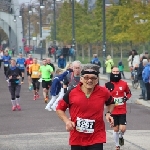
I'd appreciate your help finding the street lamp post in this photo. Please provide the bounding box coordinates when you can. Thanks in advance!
[71,0,75,60]
[28,4,32,49]
[53,0,57,62]
[102,0,106,74]
[19,7,25,55]
[40,0,43,60]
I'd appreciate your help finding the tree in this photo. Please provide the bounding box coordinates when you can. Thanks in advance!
[56,1,72,44]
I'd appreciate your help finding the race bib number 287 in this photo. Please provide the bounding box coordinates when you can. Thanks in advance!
[76,117,95,133]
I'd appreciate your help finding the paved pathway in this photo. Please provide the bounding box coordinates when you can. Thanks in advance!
[0,54,147,149]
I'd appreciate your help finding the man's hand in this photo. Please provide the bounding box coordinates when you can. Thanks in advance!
[65,120,75,132]
[16,76,20,79]
[106,113,114,128]
[9,76,12,79]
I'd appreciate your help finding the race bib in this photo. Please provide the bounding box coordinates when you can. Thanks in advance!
[20,64,24,67]
[4,64,8,67]
[114,97,124,105]
[76,117,95,133]
[33,71,38,75]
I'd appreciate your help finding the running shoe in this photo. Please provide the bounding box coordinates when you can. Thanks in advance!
[29,84,33,91]
[45,107,52,111]
[16,105,21,111]
[44,97,48,103]
[12,106,16,111]
[116,146,120,150]
[36,93,39,99]
[51,105,56,111]
[33,95,36,100]
[119,137,124,146]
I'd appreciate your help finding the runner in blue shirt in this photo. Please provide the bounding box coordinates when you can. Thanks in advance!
[16,53,26,82]
[2,51,11,78]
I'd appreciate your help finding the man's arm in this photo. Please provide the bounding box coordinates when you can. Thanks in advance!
[105,90,115,127]
[56,91,75,131]
[56,110,70,124]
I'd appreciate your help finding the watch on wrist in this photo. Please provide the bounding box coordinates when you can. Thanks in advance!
[105,111,111,116]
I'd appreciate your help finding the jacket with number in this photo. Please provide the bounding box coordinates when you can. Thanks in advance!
[105,80,131,115]
[105,59,114,73]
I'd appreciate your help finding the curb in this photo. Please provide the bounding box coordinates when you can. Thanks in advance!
[135,99,150,108]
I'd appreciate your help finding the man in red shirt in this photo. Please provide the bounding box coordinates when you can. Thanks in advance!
[25,54,33,90]
[105,67,131,150]
[56,64,115,150]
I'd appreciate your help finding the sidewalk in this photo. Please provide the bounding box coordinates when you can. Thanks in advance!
[0,131,149,149]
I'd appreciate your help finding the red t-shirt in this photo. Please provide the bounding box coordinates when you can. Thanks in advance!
[56,83,114,146]
[25,59,33,71]
[105,80,131,115]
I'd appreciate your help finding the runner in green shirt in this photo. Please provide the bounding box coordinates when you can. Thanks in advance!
[39,59,53,103]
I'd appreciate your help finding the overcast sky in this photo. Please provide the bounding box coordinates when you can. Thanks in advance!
[18,0,80,4]
[18,0,37,4]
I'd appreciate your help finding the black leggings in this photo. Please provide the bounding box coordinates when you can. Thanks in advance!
[71,143,103,150]
[145,83,150,100]
[32,78,40,90]
[0,59,2,68]
[4,66,9,76]
[9,84,21,100]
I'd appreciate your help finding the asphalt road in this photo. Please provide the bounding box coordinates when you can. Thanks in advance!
[0,67,150,150]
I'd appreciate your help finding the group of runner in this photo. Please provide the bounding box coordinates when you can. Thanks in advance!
[1,50,132,150]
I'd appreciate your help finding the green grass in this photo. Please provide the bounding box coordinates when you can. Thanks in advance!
[76,56,130,72]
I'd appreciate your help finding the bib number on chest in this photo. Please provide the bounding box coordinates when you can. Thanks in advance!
[76,117,95,133]
[20,64,24,67]
[33,71,38,75]
[4,64,8,67]
[114,97,124,105]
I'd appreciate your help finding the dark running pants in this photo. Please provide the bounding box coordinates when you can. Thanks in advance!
[71,143,103,150]
[32,78,40,90]
[0,59,2,68]
[9,84,21,100]
[4,66,9,76]
[145,83,150,100]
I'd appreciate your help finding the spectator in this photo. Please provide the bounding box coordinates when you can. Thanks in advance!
[105,55,114,80]
[7,48,12,57]
[90,54,101,68]
[12,47,15,56]
[127,51,132,70]
[128,50,140,80]
[51,46,55,55]
[24,46,30,57]
[19,46,22,54]
[69,46,75,61]
[56,47,62,59]
[144,51,149,59]
[58,55,66,69]
[118,61,125,79]
[48,46,51,57]
[142,59,150,100]
[138,54,147,100]
[62,46,69,61]
[131,49,140,68]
